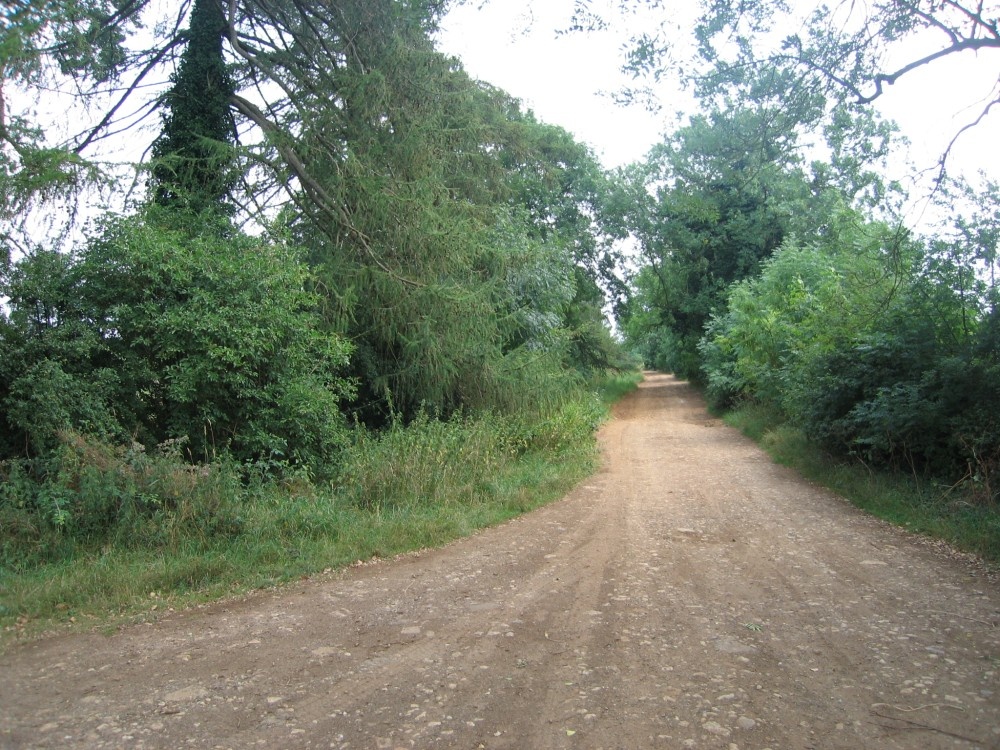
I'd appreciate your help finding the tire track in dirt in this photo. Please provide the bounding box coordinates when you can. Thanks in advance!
[1,373,998,749]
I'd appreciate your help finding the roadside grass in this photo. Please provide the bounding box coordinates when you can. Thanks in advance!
[595,370,643,405]
[724,402,1000,564]
[0,373,638,648]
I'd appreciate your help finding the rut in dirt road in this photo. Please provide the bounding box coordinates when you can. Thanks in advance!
[1,373,998,750]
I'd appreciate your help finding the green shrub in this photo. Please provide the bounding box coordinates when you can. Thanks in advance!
[0,432,245,570]
[0,213,354,473]
[700,211,999,500]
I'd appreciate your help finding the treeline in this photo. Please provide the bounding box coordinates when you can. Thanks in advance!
[0,0,633,570]
[4,0,997,588]
[617,76,999,501]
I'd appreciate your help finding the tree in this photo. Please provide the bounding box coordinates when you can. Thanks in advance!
[697,194,1000,495]
[291,39,608,420]
[4,0,622,427]
[615,102,816,378]
[0,214,355,472]
[150,0,236,215]
[490,111,629,373]
[699,208,917,411]
[2,2,455,242]
[611,35,903,376]
[946,176,1000,315]
[1,0,184,246]
[581,0,999,177]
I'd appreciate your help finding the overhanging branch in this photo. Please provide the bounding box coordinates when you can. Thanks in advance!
[861,36,1000,104]
[72,35,186,154]
[231,93,425,288]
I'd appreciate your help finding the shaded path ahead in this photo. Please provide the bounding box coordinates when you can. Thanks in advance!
[2,373,999,749]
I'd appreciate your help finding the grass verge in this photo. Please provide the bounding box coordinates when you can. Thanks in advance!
[595,370,643,405]
[0,373,639,649]
[724,402,1000,565]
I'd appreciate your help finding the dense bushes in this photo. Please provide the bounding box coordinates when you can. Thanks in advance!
[700,205,1000,500]
[0,432,247,570]
[0,212,355,473]
[0,387,609,575]
[800,333,1000,493]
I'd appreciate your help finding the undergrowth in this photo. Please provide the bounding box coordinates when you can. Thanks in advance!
[724,401,1000,564]
[0,372,638,647]
[595,370,644,405]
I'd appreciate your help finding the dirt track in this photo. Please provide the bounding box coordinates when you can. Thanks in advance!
[2,373,999,749]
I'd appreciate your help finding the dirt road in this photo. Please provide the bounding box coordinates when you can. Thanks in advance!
[2,373,999,749]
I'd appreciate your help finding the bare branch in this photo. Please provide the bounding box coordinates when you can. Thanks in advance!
[72,35,186,154]
[861,36,1000,104]
[940,0,999,39]
[900,0,961,45]
[935,89,1000,183]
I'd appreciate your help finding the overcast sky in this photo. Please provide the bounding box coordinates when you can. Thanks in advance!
[436,1,684,169]
[435,0,1000,202]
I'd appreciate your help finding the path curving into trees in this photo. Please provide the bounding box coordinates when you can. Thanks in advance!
[2,373,998,749]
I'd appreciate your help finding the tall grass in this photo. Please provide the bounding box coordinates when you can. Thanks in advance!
[0,377,627,647]
[724,402,1000,564]
[594,370,643,405]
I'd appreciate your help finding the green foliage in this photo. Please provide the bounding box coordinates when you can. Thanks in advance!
[702,200,999,499]
[4,359,121,453]
[487,116,627,376]
[563,268,636,374]
[288,30,513,418]
[788,197,1000,492]
[6,0,627,432]
[604,0,996,171]
[1,212,354,472]
[1,382,618,640]
[0,0,145,224]
[0,432,245,571]
[594,370,644,404]
[616,102,825,379]
[150,0,237,214]
[264,11,621,422]
[331,401,604,513]
[797,331,999,493]
[493,207,575,353]
[612,40,902,380]
[497,113,622,297]
[700,210,910,410]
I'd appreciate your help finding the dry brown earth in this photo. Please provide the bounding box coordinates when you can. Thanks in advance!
[2,372,998,749]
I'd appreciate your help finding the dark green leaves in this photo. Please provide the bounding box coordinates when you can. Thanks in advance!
[151,0,237,215]
[1,214,354,472]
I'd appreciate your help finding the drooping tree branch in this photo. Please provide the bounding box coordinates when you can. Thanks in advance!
[231,92,425,288]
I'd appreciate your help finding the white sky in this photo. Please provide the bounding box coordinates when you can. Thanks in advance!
[436,1,684,169]
[436,0,1000,197]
